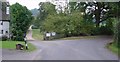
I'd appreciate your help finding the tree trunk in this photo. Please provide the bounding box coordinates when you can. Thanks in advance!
[95,2,101,27]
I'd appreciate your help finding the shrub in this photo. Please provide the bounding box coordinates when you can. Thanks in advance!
[99,26,113,35]
[2,35,8,41]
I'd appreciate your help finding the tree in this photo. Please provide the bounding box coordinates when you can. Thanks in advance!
[10,3,33,41]
[39,2,95,37]
[42,14,68,33]
[114,19,120,47]
[112,2,120,48]
[69,2,95,35]
[37,2,119,38]
[78,2,113,28]
[34,2,56,29]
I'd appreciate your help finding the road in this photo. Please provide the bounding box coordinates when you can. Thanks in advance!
[1,28,119,60]
[29,36,118,60]
[2,36,118,60]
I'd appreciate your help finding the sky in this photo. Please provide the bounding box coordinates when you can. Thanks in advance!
[8,0,47,10]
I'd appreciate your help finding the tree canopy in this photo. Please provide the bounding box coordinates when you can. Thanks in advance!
[10,3,33,41]
[33,2,119,42]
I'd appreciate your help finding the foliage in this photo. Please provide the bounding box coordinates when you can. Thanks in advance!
[42,10,95,37]
[10,3,33,41]
[108,42,120,56]
[34,2,119,38]
[108,2,120,18]
[42,14,68,34]
[1,35,8,41]
[84,2,110,27]
[34,2,56,29]
[32,18,40,29]
[95,18,114,35]
[111,2,120,48]
[40,2,95,37]
[117,2,120,48]
[113,18,120,48]
[69,11,94,36]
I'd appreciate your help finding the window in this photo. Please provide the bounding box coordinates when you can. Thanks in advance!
[1,30,3,34]
[6,7,9,14]
[6,31,8,34]
[1,22,3,25]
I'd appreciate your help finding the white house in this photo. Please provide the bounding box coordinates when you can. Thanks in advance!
[0,1,10,38]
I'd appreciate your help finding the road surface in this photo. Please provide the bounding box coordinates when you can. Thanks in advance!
[1,28,119,60]
[29,36,118,60]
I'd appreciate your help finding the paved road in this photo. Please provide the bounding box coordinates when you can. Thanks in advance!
[2,36,119,60]
[29,36,118,60]
[2,48,42,60]
[0,49,2,61]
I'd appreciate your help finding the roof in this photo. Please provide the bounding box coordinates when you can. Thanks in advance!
[0,0,7,2]
[0,1,10,21]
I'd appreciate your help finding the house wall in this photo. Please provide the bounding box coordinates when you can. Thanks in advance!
[0,1,10,38]
[0,21,10,38]
[0,1,2,38]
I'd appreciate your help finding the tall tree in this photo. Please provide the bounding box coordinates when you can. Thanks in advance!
[81,2,111,27]
[111,2,120,47]
[10,3,33,41]
[36,2,56,29]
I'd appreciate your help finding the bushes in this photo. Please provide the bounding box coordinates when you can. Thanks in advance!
[42,11,96,37]
[93,26,113,35]
[93,18,114,35]
[114,19,120,48]
[1,35,8,41]
[99,26,113,35]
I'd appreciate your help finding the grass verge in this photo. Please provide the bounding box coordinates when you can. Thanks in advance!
[60,36,98,40]
[0,41,36,52]
[107,42,120,56]
[0,41,1,48]
[32,29,43,40]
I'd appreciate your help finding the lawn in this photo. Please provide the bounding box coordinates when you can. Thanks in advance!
[0,41,36,52]
[32,29,43,40]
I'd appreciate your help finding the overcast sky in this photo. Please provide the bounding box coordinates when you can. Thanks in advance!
[8,0,47,10]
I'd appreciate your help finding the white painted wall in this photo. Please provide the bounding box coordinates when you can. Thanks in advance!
[0,21,10,38]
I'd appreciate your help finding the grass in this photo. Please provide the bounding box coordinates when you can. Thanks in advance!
[32,29,43,40]
[0,41,1,48]
[0,41,36,52]
[107,42,120,56]
[60,36,98,40]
